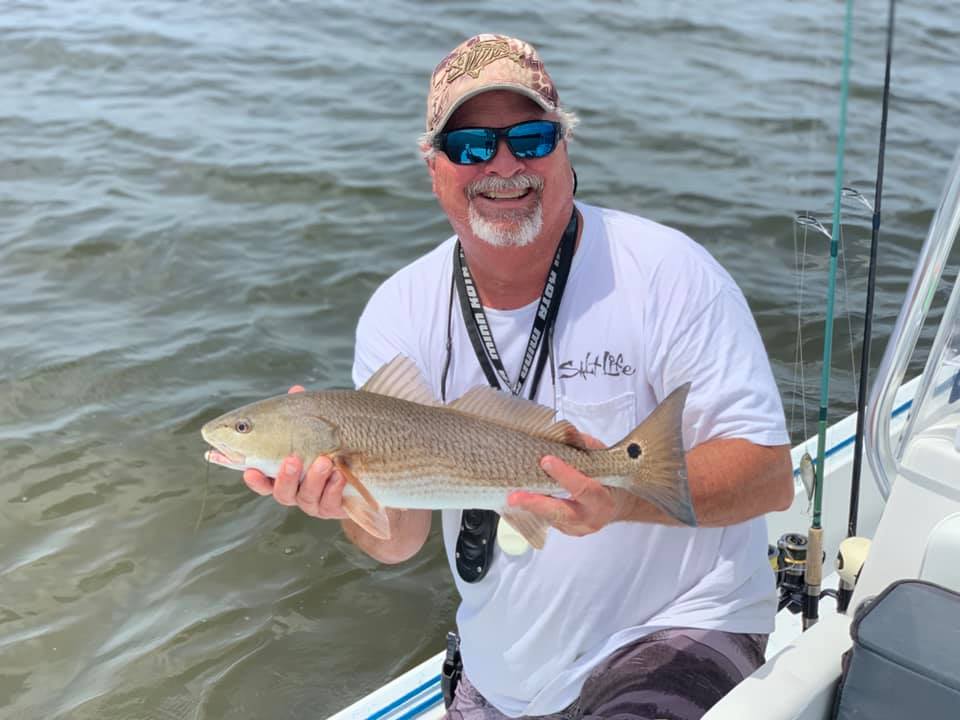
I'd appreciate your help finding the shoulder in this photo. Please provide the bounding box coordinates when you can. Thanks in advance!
[578,203,742,312]
[591,204,734,282]
[353,237,456,387]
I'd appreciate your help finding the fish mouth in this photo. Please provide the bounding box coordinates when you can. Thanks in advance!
[204,446,246,467]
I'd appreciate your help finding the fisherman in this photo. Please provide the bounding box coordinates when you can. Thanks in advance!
[244,34,793,720]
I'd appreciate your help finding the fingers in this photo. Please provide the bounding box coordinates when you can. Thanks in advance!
[507,456,617,536]
[288,385,306,394]
[272,455,305,506]
[541,456,605,503]
[243,468,275,496]
[508,490,577,526]
[578,432,606,450]
[244,454,347,520]
[296,457,349,520]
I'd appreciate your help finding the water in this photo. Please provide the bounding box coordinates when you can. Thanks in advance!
[1,1,957,716]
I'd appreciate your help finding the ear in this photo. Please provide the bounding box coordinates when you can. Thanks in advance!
[424,153,439,194]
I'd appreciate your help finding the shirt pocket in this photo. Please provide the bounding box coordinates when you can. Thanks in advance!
[557,392,637,447]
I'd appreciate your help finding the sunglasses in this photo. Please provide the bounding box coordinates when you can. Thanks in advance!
[434,120,562,165]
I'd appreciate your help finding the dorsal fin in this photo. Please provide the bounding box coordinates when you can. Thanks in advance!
[361,355,437,406]
[449,386,586,447]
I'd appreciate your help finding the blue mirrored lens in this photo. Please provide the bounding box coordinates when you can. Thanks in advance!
[505,121,558,158]
[443,129,496,164]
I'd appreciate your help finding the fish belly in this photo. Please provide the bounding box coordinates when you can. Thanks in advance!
[358,475,517,511]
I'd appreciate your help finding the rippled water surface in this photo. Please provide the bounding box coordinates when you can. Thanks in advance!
[2,1,958,717]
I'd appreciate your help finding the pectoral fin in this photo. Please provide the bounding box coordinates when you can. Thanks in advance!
[342,495,391,540]
[336,458,391,540]
[499,509,549,551]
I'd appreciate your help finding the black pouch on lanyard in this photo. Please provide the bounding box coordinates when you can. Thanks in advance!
[455,509,499,583]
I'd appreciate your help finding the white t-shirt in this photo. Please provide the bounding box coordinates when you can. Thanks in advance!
[352,202,789,717]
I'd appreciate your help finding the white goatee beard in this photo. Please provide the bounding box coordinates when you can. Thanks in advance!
[467,202,543,248]
[465,173,545,248]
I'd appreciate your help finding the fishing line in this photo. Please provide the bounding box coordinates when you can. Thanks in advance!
[793,211,833,445]
[796,190,872,435]
[196,458,211,533]
[791,217,813,443]
[840,186,875,410]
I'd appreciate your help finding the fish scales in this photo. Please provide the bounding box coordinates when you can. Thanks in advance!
[313,390,590,496]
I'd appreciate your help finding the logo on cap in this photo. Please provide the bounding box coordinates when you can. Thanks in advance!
[446,39,522,83]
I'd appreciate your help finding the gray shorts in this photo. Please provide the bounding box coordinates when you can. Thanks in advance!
[445,628,768,720]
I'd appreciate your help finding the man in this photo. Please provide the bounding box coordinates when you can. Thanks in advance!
[245,34,793,720]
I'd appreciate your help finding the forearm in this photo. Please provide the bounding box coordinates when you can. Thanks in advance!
[341,508,432,564]
[619,438,794,527]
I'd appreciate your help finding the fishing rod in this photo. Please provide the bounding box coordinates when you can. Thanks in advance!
[803,0,855,632]
[839,0,897,615]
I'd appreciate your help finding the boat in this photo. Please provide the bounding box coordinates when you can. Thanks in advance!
[329,144,960,720]
[705,144,960,719]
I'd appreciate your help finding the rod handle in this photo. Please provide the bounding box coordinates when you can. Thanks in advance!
[806,527,824,586]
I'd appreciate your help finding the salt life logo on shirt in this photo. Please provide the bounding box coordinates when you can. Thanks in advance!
[559,351,636,380]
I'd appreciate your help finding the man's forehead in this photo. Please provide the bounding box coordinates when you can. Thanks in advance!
[445,91,547,129]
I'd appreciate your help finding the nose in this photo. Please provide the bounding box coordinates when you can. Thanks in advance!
[484,137,525,177]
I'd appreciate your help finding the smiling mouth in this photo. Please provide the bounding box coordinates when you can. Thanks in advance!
[478,188,532,200]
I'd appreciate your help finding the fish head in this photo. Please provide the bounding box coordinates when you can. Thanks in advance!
[201,393,341,477]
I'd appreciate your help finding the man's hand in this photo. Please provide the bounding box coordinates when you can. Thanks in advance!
[243,454,349,520]
[241,384,349,520]
[241,385,432,564]
[511,436,795,533]
[506,432,622,538]
[507,455,625,537]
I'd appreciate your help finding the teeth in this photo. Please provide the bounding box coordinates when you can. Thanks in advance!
[482,189,528,199]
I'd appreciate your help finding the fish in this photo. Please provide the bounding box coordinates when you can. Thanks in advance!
[201,355,696,549]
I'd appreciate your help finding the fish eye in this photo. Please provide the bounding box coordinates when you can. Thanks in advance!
[627,443,642,459]
[234,419,253,433]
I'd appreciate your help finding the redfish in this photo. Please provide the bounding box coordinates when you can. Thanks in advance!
[202,356,695,548]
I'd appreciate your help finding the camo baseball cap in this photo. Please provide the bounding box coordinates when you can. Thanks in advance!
[426,34,560,134]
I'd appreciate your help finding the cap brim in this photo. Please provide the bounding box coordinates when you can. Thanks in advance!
[430,83,556,133]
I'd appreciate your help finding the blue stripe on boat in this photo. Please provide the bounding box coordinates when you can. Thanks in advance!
[393,692,445,720]
[366,675,441,720]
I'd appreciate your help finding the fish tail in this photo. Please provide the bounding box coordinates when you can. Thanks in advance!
[610,382,696,526]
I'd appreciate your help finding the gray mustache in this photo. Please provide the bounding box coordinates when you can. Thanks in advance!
[467,174,544,198]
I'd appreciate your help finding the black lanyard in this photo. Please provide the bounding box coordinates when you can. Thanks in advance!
[446,208,578,583]
[452,208,578,400]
